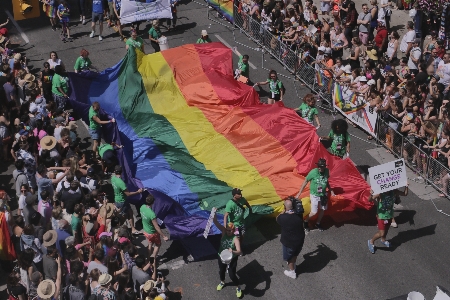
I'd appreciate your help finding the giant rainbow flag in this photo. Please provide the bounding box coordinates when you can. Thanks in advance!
[207,0,234,23]
[69,43,371,245]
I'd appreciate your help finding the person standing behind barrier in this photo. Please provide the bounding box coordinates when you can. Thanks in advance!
[296,158,333,232]
[294,94,321,129]
[322,119,351,158]
[357,4,371,45]
[255,70,285,104]
[148,20,162,53]
[212,213,243,298]
[224,188,252,249]
[276,198,305,279]
[367,184,408,254]
[196,30,212,43]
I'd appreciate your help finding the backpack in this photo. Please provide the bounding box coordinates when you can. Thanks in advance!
[63,285,85,300]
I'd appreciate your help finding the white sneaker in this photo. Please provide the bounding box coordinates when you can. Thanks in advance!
[99,36,103,41]
[284,269,296,279]
[391,222,398,228]
[89,31,95,38]
[80,16,83,22]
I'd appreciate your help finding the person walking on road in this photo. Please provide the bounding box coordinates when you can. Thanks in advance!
[224,188,252,247]
[148,20,162,53]
[367,184,408,254]
[277,198,305,279]
[90,0,105,41]
[296,158,334,232]
[255,70,285,104]
[196,30,212,43]
[213,213,243,298]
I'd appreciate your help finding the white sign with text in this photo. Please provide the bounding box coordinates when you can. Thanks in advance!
[368,159,407,194]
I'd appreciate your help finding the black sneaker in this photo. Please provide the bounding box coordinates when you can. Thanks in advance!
[304,221,309,232]
[315,224,324,231]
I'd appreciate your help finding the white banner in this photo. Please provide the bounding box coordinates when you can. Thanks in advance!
[120,0,172,24]
[332,83,378,137]
[203,207,217,238]
[368,159,407,194]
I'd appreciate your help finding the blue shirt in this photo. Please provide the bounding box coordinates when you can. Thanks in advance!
[55,229,71,257]
[92,0,104,14]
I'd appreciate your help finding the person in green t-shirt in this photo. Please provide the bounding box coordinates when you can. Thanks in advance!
[321,119,350,158]
[255,70,285,104]
[213,212,243,297]
[196,30,212,43]
[367,184,408,254]
[98,142,122,173]
[294,94,321,129]
[88,102,116,153]
[224,188,252,244]
[234,54,250,84]
[74,49,92,73]
[140,194,169,278]
[126,29,145,53]
[296,158,333,232]
[111,165,143,234]
[148,20,162,53]
[71,203,84,243]
[51,65,70,109]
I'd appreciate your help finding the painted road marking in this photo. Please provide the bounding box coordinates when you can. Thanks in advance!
[214,34,257,70]
[5,10,30,44]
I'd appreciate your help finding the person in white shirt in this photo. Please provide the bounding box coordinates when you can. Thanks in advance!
[399,21,415,55]
[47,51,64,70]
[437,53,450,97]
[407,38,422,75]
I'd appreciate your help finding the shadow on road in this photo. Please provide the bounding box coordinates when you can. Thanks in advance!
[383,223,437,251]
[238,259,272,297]
[297,243,337,274]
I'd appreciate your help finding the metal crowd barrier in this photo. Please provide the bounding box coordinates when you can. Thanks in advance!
[232,2,450,198]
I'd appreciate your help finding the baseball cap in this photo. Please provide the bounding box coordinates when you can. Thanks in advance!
[231,188,242,196]
[432,74,440,81]
[99,232,112,239]
[384,65,392,72]
[19,129,29,136]
[318,46,326,52]
[87,167,95,176]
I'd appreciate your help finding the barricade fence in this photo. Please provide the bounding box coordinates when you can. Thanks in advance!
[231,3,450,198]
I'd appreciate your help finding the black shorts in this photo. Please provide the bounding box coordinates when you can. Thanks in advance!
[92,12,104,22]
[102,149,117,165]
[271,93,281,101]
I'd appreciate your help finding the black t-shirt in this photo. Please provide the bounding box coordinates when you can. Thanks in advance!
[0,75,8,102]
[61,191,83,214]
[7,284,27,298]
[414,72,429,86]
[277,213,305,249]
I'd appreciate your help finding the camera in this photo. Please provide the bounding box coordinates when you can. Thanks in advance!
[288,196,304,216]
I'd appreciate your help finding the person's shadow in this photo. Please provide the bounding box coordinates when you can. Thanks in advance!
[378,224,437,252]
[237,259,272,297]
[296,243,338,274]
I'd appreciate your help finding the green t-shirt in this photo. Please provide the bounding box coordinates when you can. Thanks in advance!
[148,27,162,40]
[126,37,144,49]
[71,214,81,233]
[98,144,114,158]
[268,79,283,94]
[225,197,247,227]
[298,103,318,124]
[328,130,350,157]
[140,204,157,234]
[89,106,100,130]
[218,234,236,257]
[238,55,249,78]
[51,74,69,96]
[305,168,329,197]
[111,175,127,204]
[377,191,395,219]
[74,56,92,71]
[196,37,212,44]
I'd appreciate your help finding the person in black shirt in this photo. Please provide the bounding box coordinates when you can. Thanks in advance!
[276,198,305,279]
[414,63,430,86]
[61,181,83,215]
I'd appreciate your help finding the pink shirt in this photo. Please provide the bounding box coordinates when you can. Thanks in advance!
[33,128,47,151]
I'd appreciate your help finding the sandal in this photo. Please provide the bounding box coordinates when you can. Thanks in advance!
[367,136,373,140]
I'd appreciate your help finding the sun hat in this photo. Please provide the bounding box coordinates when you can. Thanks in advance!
[99,232,113,239]
[100,203,115,218]
[37,280,55,299]
[201,30,208,36]
[14,53,21,61]
[42,230,58,247]
[66,121,78,131]
[143,280,158,292]
[40,136,57,150]
[25,194,37,205]
[359,76,368,82]
[99,274,113,286]
[65,236,75,247]
[366,49,378,60]
[24,73,36,82]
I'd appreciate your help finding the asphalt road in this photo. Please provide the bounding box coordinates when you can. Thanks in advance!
[1,1,450,299]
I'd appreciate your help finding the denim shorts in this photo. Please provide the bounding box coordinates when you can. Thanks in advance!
[88,128,101,141]
[114,201,129,215]
[282,244,302,261]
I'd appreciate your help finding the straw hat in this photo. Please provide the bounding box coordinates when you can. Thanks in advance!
[37,280,55,299]
[14,53,21,61]
[143,280,157,292]
[366,49,378,60]
[100,203,115,218]
[42,230,57,247]
[99,274,113,286]
[24,73,36,82]
[40,136,57,150]
[201,30,208,36]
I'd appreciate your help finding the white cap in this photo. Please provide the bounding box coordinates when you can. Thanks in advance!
[201,30,208,36]
[318,46,326,52]
[324,47,332,54]
[367,79,376,86]
[359,76,368,82]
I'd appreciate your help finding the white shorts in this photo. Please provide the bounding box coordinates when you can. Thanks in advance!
[310,194,328,214]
